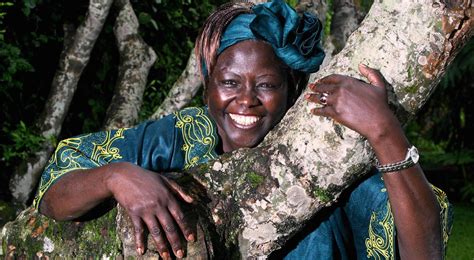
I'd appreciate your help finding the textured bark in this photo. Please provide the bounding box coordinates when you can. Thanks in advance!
[329,0,366,54]
[295,0,329,23]
[149,52,201,120]
[8,0,114,208]
[103,0,157,129]
[1,0,472,258]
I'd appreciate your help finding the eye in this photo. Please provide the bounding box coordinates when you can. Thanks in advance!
[257,83,279,90]
[221,80,238,87]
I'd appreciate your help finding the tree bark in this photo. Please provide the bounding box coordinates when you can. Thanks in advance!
[8,0,114,208]
[329,0,366,54]
[1,0,472,258]
[149,52,201,120]
[103,0,157,129]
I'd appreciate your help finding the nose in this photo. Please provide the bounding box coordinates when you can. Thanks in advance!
[236,85,259,107]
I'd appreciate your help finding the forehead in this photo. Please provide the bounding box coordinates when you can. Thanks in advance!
[214,40,286,74]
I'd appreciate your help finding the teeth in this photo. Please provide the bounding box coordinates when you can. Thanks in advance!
[229,113,261,126]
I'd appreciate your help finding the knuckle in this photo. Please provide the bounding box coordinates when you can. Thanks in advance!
[150,226,162,237]
[134,225,145,234]
[164,225,177,233]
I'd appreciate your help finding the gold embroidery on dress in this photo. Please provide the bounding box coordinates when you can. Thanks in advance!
[174,107,217,169]
[431,185,451,256]
[91,129,125,163]
[365,202,395,260]
[33,130,125,209]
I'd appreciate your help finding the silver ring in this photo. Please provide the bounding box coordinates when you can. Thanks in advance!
[319,92,329,106]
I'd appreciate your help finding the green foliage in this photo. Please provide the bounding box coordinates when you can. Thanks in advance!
[0,41,34,91]
[0,200,15,227]
[446,203,474,259]
[0,121,45,166]
[408,38,474,203]
[0,2,13,39]
[324,0,334,39]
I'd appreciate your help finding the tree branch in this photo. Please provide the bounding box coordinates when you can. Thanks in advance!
[149,52,201,120]
[103,0,157,129]
[8,0,114,207]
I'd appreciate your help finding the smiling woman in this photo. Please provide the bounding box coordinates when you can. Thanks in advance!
[206,40,290,152]
[32,0,451,259]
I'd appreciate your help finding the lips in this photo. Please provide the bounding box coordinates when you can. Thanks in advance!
[228,113,261,128]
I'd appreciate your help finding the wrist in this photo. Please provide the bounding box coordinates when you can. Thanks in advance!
[376,145,419,173]
[103,162,133,196]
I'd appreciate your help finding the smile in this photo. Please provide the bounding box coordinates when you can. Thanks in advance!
[229,113,261,128]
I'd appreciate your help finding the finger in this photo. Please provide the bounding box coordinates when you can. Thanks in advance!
[308,82,338,94]
[315,74,346,85]
[311,105,337,119]
[131,216,146,255]
[304,92,332,106]
[168,202,195,242]
[358,64,385,88]
[142,216,170,259]
[157,212,184,258]
[163,177,194,203]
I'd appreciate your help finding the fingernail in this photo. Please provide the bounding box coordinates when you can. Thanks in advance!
[176,249,184,258]
[360,63,368,68]
[137,247,144,255]
[188,234,195,242]
[162,252,169,259]
[304,93,310,99]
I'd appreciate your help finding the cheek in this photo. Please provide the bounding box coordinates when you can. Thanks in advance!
[264,91,288,116]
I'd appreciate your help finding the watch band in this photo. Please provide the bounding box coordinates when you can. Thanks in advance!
[376,146,419,173]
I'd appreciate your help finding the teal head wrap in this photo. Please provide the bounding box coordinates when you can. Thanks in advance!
[217,0,325,73]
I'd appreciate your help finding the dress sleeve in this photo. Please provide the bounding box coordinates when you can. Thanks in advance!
[344,171,453,259]
[33,113,183,209]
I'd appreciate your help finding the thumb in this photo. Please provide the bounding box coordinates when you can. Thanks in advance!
[163,177,194,203]
[358,64,385,88]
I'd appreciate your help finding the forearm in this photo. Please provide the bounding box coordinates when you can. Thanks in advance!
[369,125,442,259]
[39,162,125,220]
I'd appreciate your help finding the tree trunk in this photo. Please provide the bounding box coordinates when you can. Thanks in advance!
[329,0,366,54]
[103,0,157,129]
[8,0,114,208]
[1,0,472,258]
[149,52,201,120]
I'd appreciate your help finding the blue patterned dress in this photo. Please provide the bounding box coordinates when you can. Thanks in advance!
[34,107,452,259]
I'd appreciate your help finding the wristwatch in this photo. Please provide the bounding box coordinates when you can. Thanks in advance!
[376,146,419,173]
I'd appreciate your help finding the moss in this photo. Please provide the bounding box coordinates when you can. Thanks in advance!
[312,187,333,203]
[407,65,413,81]
[76,208,120,257]
[347,163,367,176]
[404,84,419,94]
[245,172,264,189]
[323,132,340,147]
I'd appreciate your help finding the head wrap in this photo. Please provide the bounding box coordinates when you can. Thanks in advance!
[217,0,325,73]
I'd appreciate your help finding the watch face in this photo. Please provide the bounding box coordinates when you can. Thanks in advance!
[410,147,419,164]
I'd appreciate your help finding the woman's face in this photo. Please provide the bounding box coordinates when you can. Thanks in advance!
[206,40,289,152]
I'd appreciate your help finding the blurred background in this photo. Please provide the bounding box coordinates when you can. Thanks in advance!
[0,0,472,258]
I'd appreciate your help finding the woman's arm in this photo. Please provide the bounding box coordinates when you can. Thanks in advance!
[306,64,442,259]
[40,162,195,259]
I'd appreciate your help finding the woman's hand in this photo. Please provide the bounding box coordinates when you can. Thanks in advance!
[105,162,195,259]
[305,64,399,143]
[306,65,443,259]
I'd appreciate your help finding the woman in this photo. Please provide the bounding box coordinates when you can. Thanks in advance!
[34,0,450,259]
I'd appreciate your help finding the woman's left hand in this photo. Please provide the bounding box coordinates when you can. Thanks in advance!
[305,64,399,142]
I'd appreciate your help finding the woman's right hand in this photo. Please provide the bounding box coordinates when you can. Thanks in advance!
[105,162,195,259]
